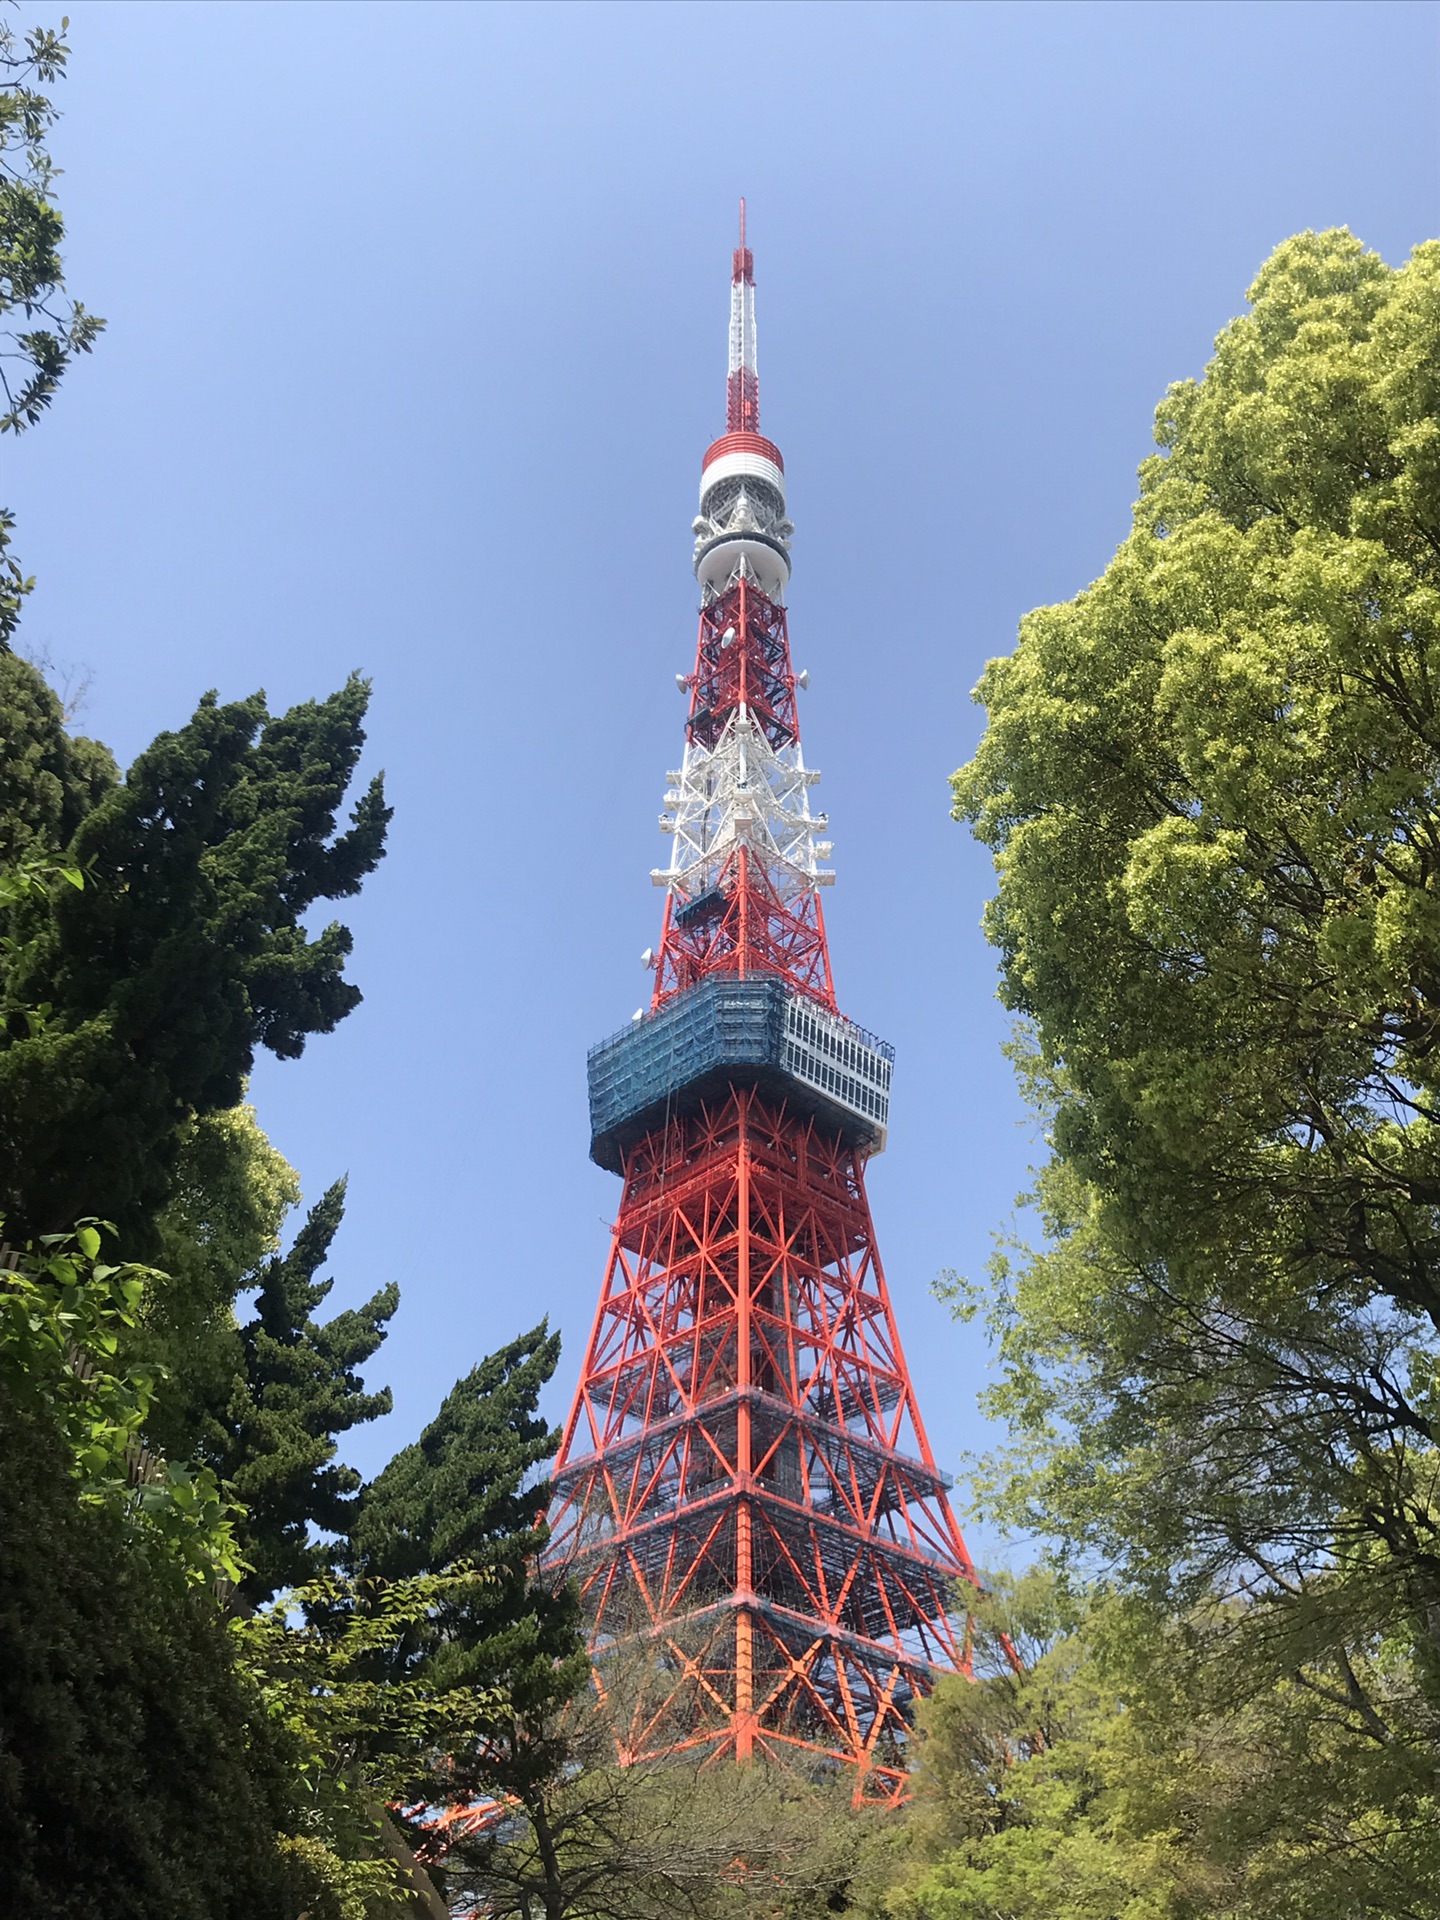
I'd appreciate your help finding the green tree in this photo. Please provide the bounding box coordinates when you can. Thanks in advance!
[0,9,104,644]
[887,1571,1440,1920]
[0,23,416,1912]
[446,1709,888,1920]
[235,1565,500,1920]
[0,649,114,857]
[0,1222,243,1585]
[351,1324,588,1810]
[155,1102,302,1338]
[950,229,1440,1913]
[0,1313,318,1919]
[0,673,390,1242]
[223,1177,397,1608]
[0,9,101,435]
[886,1572,1212,1920]
[138,1099,302,1465]
[127,1101,398,1611]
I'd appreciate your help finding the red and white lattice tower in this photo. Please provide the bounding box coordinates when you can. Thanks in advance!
[547,204,976,1803]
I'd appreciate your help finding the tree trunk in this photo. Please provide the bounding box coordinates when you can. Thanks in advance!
[378,1808,451,1920]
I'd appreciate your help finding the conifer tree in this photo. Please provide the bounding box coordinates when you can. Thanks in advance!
[351,1324,587,1802]
[0,652,115,858]
[0,674,391,1242]
[0,21,413,1911]
[224,1178,398,1608]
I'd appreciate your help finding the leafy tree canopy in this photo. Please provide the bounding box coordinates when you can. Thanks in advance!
[958,228,1440,1315]
[157,1101,302,1322]
[234,1566,501,1920]
[0,9,104,643]
[0,649,114,856]
[888,1570,1440,1920]
[946,228,1440,1918]
[954,229,1440,1630]
[0,8,102,435]
[0,1223,244,1586]
[137,1099,302,1463]
[0,1382,308,1920]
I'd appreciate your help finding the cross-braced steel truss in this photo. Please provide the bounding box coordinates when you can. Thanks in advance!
[548,1089,977,1802]
[653,576,835,1010]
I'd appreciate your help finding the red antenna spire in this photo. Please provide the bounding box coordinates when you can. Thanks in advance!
[727,198,759,432]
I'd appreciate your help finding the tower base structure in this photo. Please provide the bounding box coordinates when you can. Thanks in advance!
[548,1076,975,1803]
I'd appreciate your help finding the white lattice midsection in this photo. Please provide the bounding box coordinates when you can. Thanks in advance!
[654,707,833,900]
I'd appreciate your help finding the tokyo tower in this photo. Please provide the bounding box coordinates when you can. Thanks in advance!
[547,205,976,1803]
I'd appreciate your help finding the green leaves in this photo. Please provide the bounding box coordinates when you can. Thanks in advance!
[0,1220,245,1586]
[0,1386,312,1920]
[953,229,1440,1604]
[896,1573,1440,1920]
[0,11,105,447]
[234,1565,504,1816]
[942,225,1440,1916]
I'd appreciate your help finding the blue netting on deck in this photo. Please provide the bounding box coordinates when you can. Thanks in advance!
[587,977,891,1173]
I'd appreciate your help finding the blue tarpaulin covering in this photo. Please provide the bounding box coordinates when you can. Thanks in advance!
[587,976,892,1173]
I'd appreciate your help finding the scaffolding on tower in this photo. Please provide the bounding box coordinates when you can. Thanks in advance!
[546,203,976,1804]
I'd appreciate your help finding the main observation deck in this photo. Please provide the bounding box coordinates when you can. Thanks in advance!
[587,976,893,1173]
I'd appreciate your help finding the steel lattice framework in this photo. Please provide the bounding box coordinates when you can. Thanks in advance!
[547,205,975,1803]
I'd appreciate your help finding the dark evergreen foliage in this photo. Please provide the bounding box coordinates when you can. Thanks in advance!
[0,1390,308,1920]
[352,1324,588,1800]
[225,1177,398,1608]
[0,652,115,861]
[0,671,390,1241]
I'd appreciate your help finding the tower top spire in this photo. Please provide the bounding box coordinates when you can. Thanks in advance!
[697,201,789,604]
[727,198,759,433]
[733,196,753,285]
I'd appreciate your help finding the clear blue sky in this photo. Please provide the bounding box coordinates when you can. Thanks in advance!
[11,0,1437,1566]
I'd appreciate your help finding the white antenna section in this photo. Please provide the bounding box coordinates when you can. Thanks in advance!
[729,265,756,383]
[653,705,833,902]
